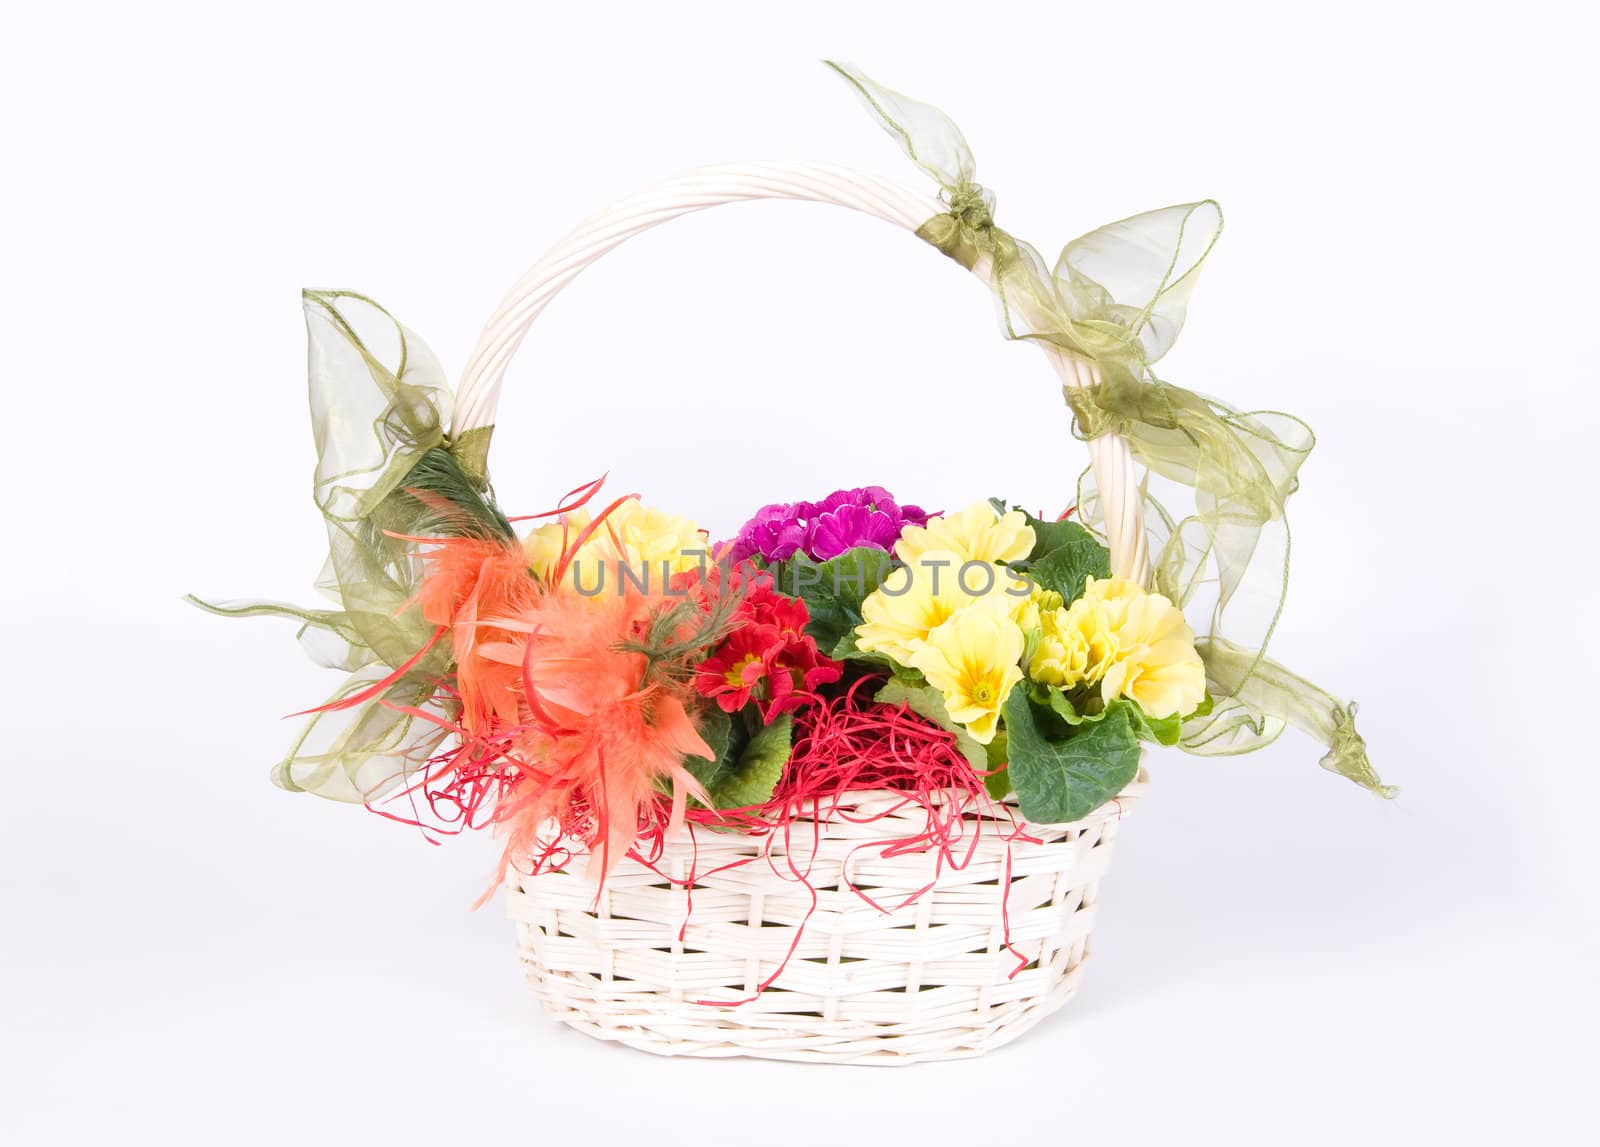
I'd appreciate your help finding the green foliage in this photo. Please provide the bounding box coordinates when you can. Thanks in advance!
[1124,702,1184,747]
[697,706,734,767]
[1002,688,1141,824]
[1026,679,1199,749]
[1024,521,1110,605]
[1023,680,1191,748]
[983,730,1012,800]
[686,710,794,810]
[614,582,746,689]
[874,678,986,776]
[727,714,795,807]
[1021,512,1099,565]
[389,446,514,541]
[1026,683,1107,729]
[770,546,895,652]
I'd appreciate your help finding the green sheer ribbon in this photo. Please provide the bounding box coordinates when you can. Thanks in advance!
[190,292,472,801]
[829,63,1390,797]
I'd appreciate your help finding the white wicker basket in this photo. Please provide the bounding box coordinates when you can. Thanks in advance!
[506,776,1146,1064]
[455,164,1156,1064]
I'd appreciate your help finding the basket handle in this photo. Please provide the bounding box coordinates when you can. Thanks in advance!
[452,161,1149,584]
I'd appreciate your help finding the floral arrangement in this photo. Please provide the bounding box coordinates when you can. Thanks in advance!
[196,64,1392,914]
[510,486,1210,850]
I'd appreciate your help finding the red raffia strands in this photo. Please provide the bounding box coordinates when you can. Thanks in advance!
[628,676,1046,1003]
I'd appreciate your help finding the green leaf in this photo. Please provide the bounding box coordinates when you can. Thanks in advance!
[1039,685,1083,724]
[771,546,895,651]
[1026,524,1111,605]
[723,714,793,808]
[1124,700,1183,747]
[1003,688,1141,824]
[681,708,739,805]
[874,678,986,775]
[1025,686,1185,748]
[1027,684,1106,729]
[1020,513,1100,565]
[983,730,1012,799]
[696,707,734,765]
[685,711,793,810]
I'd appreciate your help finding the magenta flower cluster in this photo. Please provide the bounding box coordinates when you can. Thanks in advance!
[725,487,933,565]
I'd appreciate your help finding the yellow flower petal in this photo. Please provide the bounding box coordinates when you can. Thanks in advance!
[1028,604,1092,687]
[1022,576,1204,718]
[855,550,1020,666]
[907,607,1024,746]
[1098,591,1207,718]
[522,509,593,579]
[895,501,1035,566]
[521,498,707,587]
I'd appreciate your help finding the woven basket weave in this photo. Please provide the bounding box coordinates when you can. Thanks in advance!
[507,773,1146,1064]
[457,164,1157,1064]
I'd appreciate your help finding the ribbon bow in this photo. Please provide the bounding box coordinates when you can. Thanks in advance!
[830,62,1390,797]
[191,292,503,801]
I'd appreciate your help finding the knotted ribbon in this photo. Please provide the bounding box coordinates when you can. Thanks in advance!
[829,63,1390,796]
[190,291,494,801]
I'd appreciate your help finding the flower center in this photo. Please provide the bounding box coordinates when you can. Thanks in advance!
[971,682,995,704]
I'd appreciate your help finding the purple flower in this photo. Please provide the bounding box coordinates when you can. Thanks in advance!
[725,487,934,565]
[806,503,902,559]
[726,503,807,564]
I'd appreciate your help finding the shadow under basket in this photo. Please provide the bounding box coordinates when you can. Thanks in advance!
[505,768,1148,1065]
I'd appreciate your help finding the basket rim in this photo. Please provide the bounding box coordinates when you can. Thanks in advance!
[767,764,1150,827]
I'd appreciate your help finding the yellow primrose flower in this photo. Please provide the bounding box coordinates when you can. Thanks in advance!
[1058,581,1128,685]
[1028,605,1091,687]
[1079,575,1143,627]
[521,498,708,583]
[895,501,1035,566]
[1098,587,1206,719]
[612,501,708,575]
[522,508,594,579]
[1023,576,1205,718]
[855,549,1016,666]
[909,607,1026,745]
[1013,583,1062,635]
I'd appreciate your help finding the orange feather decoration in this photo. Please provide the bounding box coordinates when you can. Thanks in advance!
[413,529,717,887]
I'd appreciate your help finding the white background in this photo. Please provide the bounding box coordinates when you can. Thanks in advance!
[3,2,1596,1144]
